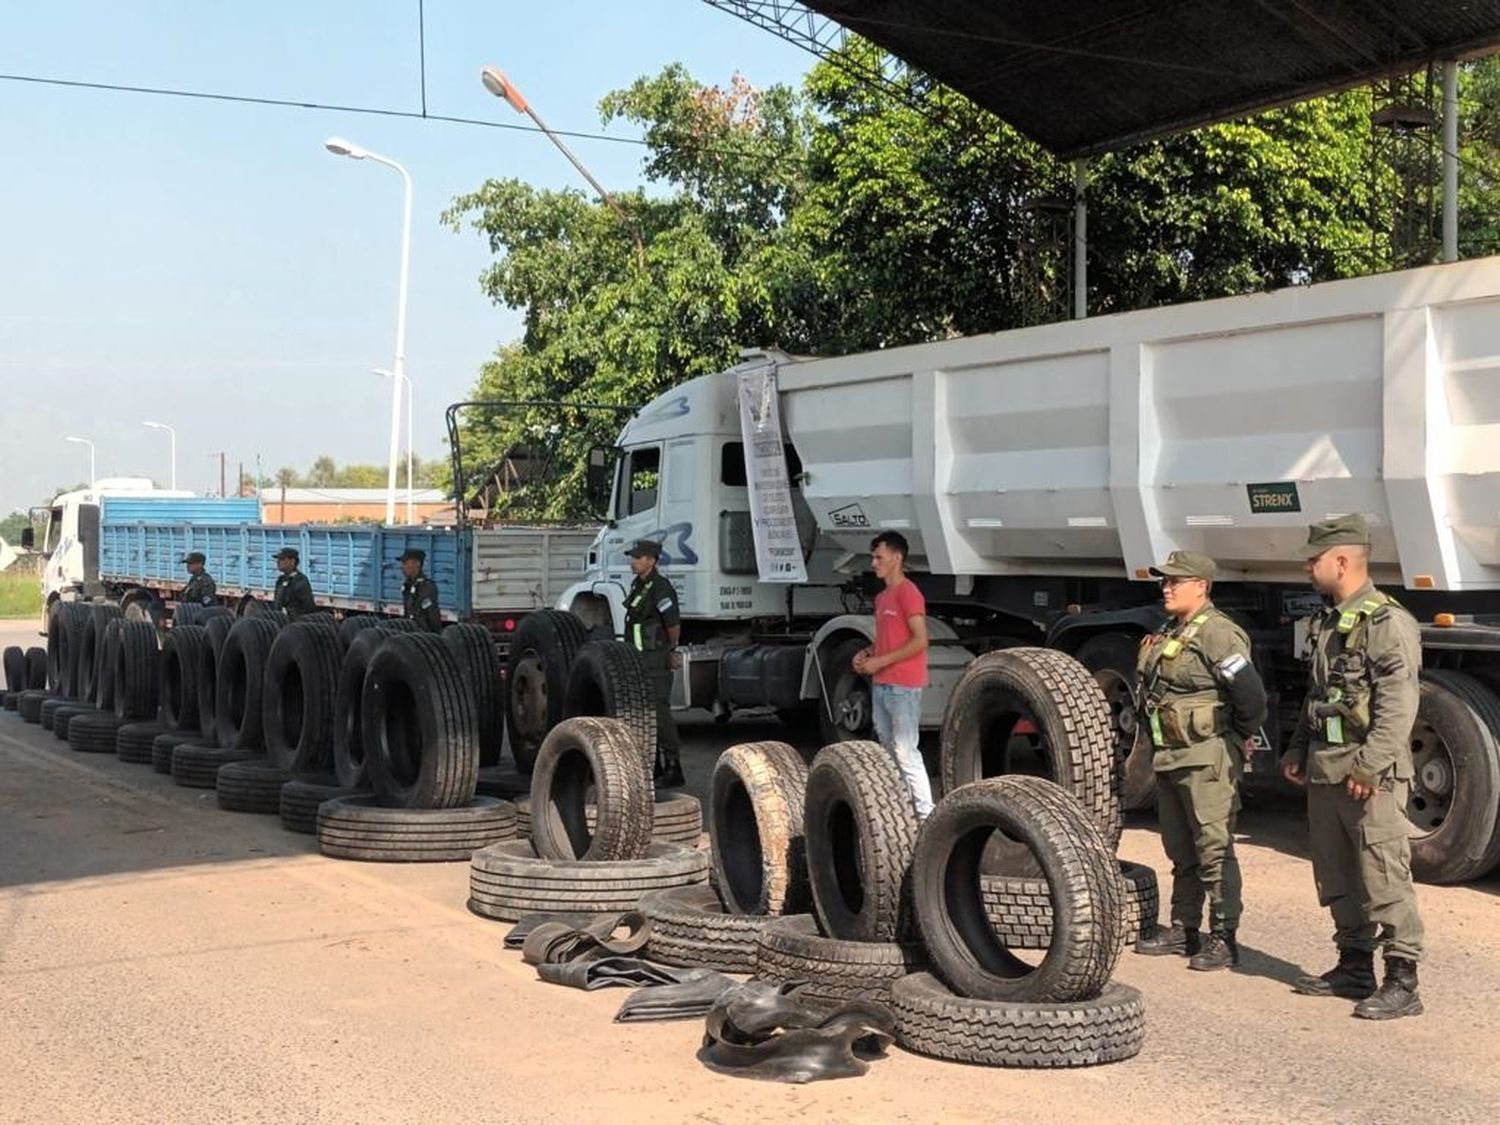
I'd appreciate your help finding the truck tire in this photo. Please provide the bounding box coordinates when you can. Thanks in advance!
[362,633,479,809]
[804,740,921,941]
[710,740,811,916]
[54,703,96,742]
[506,609,589,772]
[96,620,124,712]
[333,628,396,789]
[153,730,200,774]
[41,696,66,730]
[514,793,702,846]
[59,602,91,700]
[115,721,166,764]
[467,840,709,921]
[67,710,124,753]
[3,646,25,692]
[174,603,230,628]
[46,602,65,692]
[26,647,47,690]
[890,972,1146,1068]
[940,647,1121,856]
[79,605,122,706]
[172,742,257,788]
[980,860,1160,948]
[216,759,297,814]
[317,795,517,862]
[1408,670,1500,883]
[18,689,50,723]
[754,914,924,1009]
[642,885,776,973]
[914,776,1123,1003]
[214,616,282,750]
[122,592,164,628]
[159,625,208,733]
[113,620,162,722]
[1073,632,1155,811]
[529,716,654,862]
[561,640,657,768]
[443,623,505,768]
[279,776,367,835]
[337,615,381,649]
[204,614,234,657]
[476,766,532,800]
[1,692,15,713]
[263,621,342,773]
[816,636,875,745]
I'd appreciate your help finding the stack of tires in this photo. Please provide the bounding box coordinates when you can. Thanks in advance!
[3,642,48,717]
[468,716,708,920]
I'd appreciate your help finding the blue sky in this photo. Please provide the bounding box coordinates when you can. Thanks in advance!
[0,1,812,514]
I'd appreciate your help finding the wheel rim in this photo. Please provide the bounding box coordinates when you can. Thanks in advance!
[835,681,869,735]
[1407,716,1453,834]
[1090,667,1138,764]
[512,651,547,741]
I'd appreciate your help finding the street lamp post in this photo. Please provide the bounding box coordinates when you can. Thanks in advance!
[325,136,413,527]
[64,435,95,489]
[480,66,645,265]
[143,421,177,490]
[373,368,415,524]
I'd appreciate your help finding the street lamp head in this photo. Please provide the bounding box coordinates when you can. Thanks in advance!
[64,435,88,445]
[144,420,168,432]
[480,66,528,113]
[324,136,368,160]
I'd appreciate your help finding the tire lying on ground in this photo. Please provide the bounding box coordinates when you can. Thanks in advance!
[317,796,517,862]
[362,633,479,809]
[939,646,1121,856]
[332,627,403,790]
[172,742,257,788]
[753,914,925,1009]
[980,860,1160,949]
[159,624,208,732]
[804,740,921,942]
[19,690,52,723]
[467,841,709,921]
[153,730,200,774]
[262,621,342,773]
[1,691,15,713]
[3,645,25,694]
[529,716,653,862]
[41,696,67,730]
[505,609,588,773]
[279,775,366,835]
[913,776,1123,1004]
[443,623,505,768]
[113,620,162,722]
[26,647,48,690]
[53,703,95,741]
[642,884,778,973]
[68,710,125,754]
[217,759,297,814]
[213,616,282,750]
[115,721,166,764]
[1408,670,1500,884]
[561,640,657,769]
[710,740,811,917]
[890,972,1146,1069]
[514,793,703,847]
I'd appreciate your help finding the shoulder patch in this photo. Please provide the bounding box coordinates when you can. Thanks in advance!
[657,597,675,613]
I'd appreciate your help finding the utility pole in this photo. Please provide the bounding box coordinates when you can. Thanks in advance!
[237,461,244,498]
[205,451,227,497]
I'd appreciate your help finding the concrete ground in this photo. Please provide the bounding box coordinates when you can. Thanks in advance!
[3,618,1499,1125]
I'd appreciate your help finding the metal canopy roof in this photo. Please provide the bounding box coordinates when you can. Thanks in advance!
[797,1,1500,156]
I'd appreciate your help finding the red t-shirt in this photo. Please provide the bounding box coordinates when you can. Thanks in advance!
[873,578,927,688]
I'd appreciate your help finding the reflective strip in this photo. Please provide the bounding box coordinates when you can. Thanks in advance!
[1149,711,1165,747]
[1325,715,1345,744]
[1162,639,1182,658]
[632,623,644,650]
[1337,610,1359,634]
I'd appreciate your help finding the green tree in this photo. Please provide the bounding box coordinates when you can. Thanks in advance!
[0,511,30,544]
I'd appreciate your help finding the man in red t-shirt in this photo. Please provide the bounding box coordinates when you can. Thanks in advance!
[853,531,932,815]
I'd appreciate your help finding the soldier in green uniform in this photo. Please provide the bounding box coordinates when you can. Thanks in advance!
[1134,550,1268,971]
[1282,514,1425,1020]
[623,540,684,789]
[180,551,217,607]
[272,547,316,622]
[399,548,441,632]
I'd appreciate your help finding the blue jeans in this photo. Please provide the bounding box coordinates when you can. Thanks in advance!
[872,683,932,817]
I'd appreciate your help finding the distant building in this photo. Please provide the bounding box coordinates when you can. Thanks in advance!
[261,488,451,525]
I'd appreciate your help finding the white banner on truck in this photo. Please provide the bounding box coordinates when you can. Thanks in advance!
[736,363,807,584]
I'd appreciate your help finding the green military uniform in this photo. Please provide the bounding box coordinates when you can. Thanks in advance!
[1284,516,1424,1011]
[180,552,217,607]
[622,540,681,780]
[1136,552,1267,967]
[399,548,442,632]
[273,548,317,622]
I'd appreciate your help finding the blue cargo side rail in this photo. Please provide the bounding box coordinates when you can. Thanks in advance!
[99,516,473,622]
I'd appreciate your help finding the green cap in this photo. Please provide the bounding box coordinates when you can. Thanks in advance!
[626,540,662,560]
[1148,550,1217,580]
[1301,513,1370,558]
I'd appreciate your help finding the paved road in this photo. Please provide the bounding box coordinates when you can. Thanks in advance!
[3,618,1498,1124]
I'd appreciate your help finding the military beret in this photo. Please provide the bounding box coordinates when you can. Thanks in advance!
[1149,550,1217,580]
[1301,513,1370,558]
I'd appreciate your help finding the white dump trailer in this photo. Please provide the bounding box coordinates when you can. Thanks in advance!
[548,257,1500,884]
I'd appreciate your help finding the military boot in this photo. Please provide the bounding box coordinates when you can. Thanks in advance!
[1353,956,1423,1020]
[1188,930,1239,972]
[1134,922,1201,957]
[1292,947,1377,999]
[654,750,686,791]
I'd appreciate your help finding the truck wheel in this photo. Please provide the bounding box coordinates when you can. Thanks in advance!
[160,625,208,732]
[362,633,479,809]
[1409,671,1500,884]
[263,621,342,773]
[112,620,162,722]
[1073,633,1154,811]
[816,637,874,745]
[561,640,657,769]
[506,609,588,773]
[913,776,1123,1003]
[940,646,1120,856]
[710,740,812,916]
[443,624,504,768]
[529,716,654,862]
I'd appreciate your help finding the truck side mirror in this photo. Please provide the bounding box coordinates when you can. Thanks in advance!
[19,527,34,550]
[586,446,615,519]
